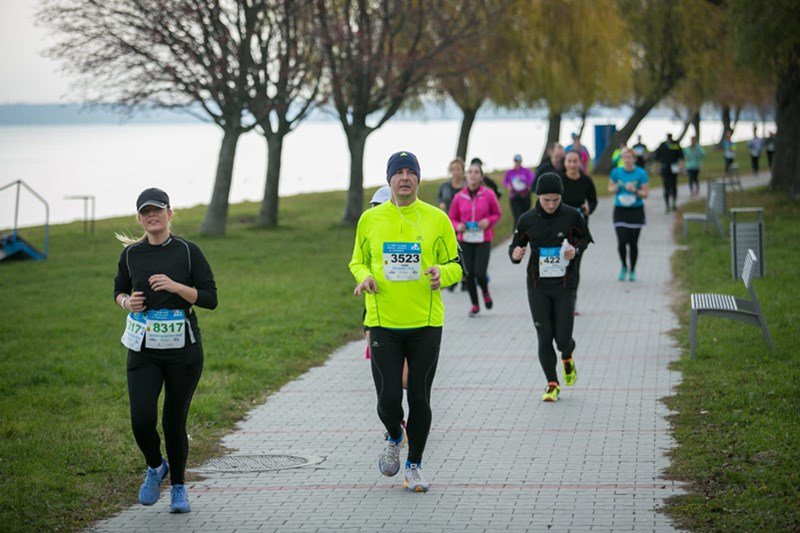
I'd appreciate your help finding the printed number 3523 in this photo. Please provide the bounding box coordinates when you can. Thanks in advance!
[390,254,420,264]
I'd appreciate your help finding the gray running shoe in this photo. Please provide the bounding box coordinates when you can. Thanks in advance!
[377,430,406,477]
[403,463,430,492]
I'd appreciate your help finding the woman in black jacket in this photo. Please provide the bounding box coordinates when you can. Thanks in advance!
[114,188,218,514]
[509,174,592,402]
[560,150,598,315]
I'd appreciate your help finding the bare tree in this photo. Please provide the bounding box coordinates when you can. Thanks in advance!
[438,53,488,162]
[40,0,260,235]
[432,6,514,161]
[248,0,324,227]
[314,0,483,225]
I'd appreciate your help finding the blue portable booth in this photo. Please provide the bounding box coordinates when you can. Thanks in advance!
[594,124,617,164]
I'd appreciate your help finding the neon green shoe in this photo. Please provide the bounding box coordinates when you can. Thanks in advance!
[617,266,628,281]
[541,382,560,402]
[563,357,577,386]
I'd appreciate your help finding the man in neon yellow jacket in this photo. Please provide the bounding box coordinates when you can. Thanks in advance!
[349,150,462,493]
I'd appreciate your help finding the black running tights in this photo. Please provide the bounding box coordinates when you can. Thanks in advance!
[369,326,441,464]
[527,287,576,384]
[510,195,531,228]
[461,241,491,307]
[127,343,203,485]
[615,226,641,271]
[687,169,700,193]
[662,171,677,208]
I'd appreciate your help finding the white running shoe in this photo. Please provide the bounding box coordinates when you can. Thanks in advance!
[377,430,406,477]
[403,463,430,492]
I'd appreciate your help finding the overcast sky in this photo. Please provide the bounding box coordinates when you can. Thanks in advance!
[0,0,74,104]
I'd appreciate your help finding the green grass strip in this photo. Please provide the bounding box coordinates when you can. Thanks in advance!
[0,141,765,530]
[665,187,800,530]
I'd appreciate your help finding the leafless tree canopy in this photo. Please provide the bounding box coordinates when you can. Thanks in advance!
[315,0,485,133]
[314,0,494,223]
[247,0,322,136]
[40,0,260,128]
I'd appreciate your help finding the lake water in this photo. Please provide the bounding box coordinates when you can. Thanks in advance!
[0,116,768,229]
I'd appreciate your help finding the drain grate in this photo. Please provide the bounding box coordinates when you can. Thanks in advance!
[195,454,320,473]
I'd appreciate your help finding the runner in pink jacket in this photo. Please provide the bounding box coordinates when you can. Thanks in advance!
[448,162,503,317]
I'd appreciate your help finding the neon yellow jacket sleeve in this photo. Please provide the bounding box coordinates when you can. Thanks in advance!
[349,199,462,329]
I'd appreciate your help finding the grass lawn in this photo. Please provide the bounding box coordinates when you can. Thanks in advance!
[0,174,523,531]
[0,140,761,531]
[666,186,800,530]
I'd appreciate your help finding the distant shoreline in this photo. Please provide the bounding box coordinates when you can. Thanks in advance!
[1,102,764,127]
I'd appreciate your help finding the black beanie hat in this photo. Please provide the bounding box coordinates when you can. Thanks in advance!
[386,151,421,182]
[535,172,564,195]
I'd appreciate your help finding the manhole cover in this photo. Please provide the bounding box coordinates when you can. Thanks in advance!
[195,454,322,473]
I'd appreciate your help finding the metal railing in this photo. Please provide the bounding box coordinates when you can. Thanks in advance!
[0,180,50,258]
[64,194,96,234]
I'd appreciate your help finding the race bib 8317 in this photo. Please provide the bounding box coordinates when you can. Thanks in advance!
[144,309,187,350]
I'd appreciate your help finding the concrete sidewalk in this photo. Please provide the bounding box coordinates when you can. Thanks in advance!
[92,174,768,532]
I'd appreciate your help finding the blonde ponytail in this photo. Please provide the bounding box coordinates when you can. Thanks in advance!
[116,210,173,246]
[115,231,146,246]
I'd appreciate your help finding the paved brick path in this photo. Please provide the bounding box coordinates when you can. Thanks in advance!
[92,174,767,532]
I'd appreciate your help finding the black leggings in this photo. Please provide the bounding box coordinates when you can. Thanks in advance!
[127,342,204,485]
[750,155,760,173]
[461,241,491,306]
[527,287,576,384]
[662,171,677,207]
[687,169,700,193]
[724,157,734,173]
[369,326,441,464]
[509,195,531,228]
[615,226,641,271]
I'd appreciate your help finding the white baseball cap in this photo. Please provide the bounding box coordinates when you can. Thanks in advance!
[370,185,392,206]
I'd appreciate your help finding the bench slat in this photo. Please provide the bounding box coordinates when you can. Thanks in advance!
[691,293,738,311]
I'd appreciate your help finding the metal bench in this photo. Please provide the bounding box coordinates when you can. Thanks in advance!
[689,249,774,358]
[723,161,743,190]
[683,180,726,239]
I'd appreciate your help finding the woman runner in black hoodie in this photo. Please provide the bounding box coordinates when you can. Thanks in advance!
[509,173,592,402]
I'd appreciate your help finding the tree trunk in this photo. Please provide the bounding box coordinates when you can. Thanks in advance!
[577,106,589,138]
[731,107,742,133]
[676,115,692,143]
[676,110,699,143]
[200,126,242,235]
[720,105,732,144]
[456,106,479,161]
[692,111,701,139]
[256,134,285,227]
[595,99,657,174]
[541,108,562,164]
[770,66,800,199]
[341,127,370,225]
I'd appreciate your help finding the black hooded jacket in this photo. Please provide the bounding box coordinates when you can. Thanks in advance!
[509,201,592,289]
